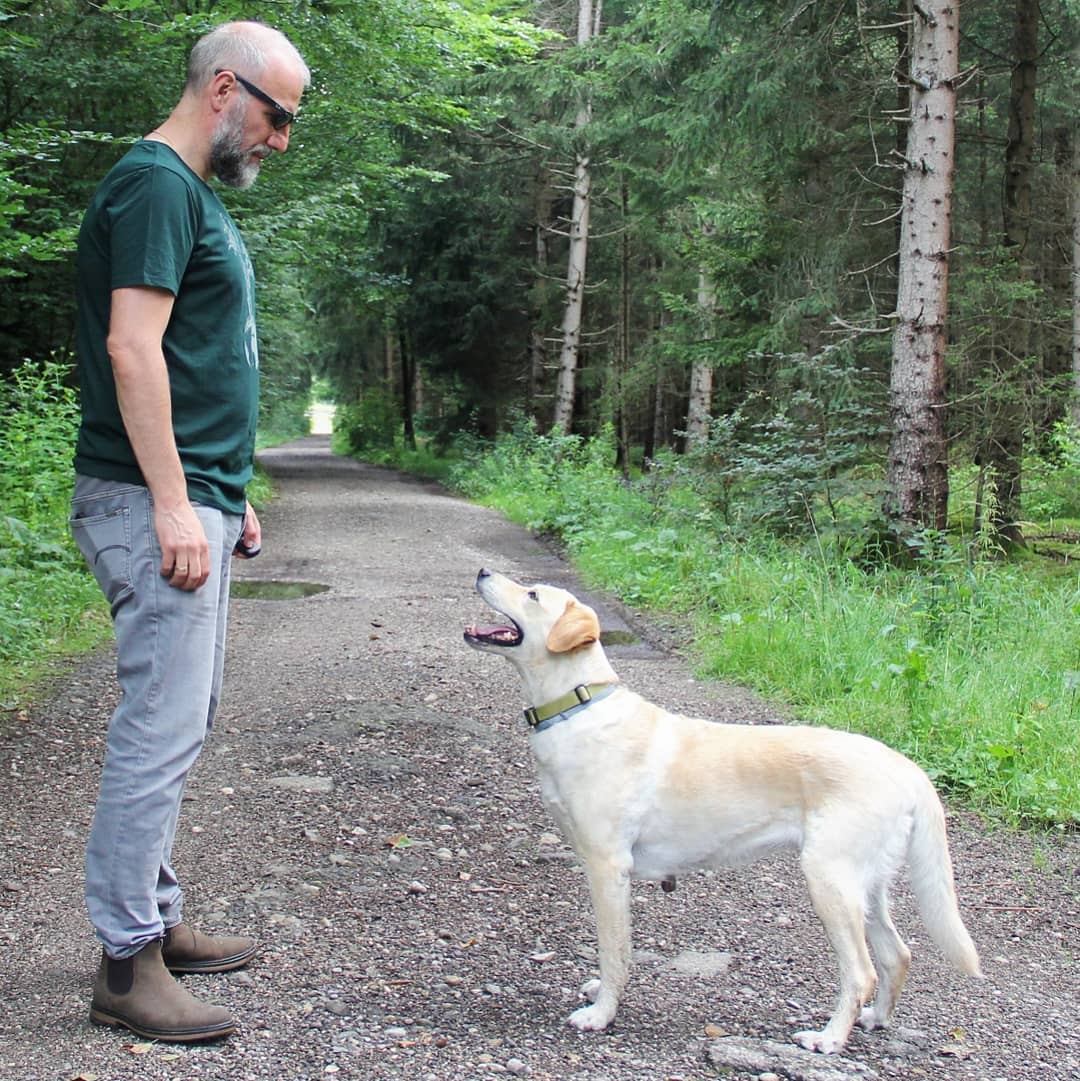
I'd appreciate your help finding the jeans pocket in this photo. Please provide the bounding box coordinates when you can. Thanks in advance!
[70,506,135,608]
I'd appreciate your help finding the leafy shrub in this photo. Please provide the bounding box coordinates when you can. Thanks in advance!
[332,387,400,458]
[1024,420,1080,521]
[0,357,105,691]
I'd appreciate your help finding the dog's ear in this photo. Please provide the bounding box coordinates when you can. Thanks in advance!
[547,599,601,653]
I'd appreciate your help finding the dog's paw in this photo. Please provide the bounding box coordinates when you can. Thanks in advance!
[793,1028,844,1055]
[580,978,602,1003]
[857,1005,889,1032]
[568,1001,616,1031]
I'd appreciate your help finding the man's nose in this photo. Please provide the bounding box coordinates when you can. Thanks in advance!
[267,126,291,152]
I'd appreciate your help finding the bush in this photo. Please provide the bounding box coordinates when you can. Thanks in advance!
[0,357,106,698]
[1024,420,1080,522]
[332,387,400,458]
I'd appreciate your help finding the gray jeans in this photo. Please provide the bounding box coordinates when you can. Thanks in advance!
[70,475,242,958]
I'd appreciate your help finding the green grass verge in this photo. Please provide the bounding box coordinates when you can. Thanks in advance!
[0,360,285,710]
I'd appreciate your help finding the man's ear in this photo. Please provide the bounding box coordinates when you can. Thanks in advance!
[547,600,601,653]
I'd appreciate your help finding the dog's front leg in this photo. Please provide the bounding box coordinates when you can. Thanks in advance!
[568,855,632,1031]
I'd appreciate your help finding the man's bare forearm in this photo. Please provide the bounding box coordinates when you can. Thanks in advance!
[111,345,188,509]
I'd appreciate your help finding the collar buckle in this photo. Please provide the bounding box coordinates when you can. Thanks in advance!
[522,682,617,732]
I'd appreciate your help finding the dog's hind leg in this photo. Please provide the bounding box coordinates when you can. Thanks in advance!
[794,854,878,1054]
[568,854,632,1031]
[858,882,911,1032]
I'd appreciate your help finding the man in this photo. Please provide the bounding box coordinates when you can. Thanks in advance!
[70,21,309,1041]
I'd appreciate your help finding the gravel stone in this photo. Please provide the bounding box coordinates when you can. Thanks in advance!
[0,435,1076,1080]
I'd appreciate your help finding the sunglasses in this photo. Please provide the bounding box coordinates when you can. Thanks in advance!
[215,69,296,130]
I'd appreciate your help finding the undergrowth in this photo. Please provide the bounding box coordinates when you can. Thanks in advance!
[0,358,283,707]
[446,422,1080,828]
[0,358,108,704]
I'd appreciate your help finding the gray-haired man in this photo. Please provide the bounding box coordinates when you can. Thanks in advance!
[72,21,309,1041]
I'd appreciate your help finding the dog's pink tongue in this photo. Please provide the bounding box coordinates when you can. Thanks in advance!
[469,624,509,637]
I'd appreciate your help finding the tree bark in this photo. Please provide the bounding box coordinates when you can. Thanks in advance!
[552,0,599,434]
[980,0,1038,545]
[399,324,416,452]
[685,262,716,446]
[1072,36,1080,428]
[884,0,958,532]
[614,179,632,475]
[529,170,555,423]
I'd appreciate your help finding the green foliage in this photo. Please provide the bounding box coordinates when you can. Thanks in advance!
[0,358,106,700]
[449,427,1080,827]
[0,124,109,277]
[257,378,313,448]
[681,343,889,537]
[332,387,401,458]
[450,418,635,541]
[1024,421,1080,522]
[0,356,78,531]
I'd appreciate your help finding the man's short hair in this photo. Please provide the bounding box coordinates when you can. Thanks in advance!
[187,22,310,91]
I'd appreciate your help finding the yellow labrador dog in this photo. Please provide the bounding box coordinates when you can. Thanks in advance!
[464,569,982,1053]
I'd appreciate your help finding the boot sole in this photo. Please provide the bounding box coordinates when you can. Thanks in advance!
[164,945,258,974]
[90,1006,235,1042]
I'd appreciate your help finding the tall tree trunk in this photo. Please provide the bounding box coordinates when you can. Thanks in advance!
[643,378,657,464]
[530,170,555,423]
[685,261,716,446]
[1072,35,1080,428]
[884,0,958,533]
[399,324,416,452]
[892,5,912,310]
[614,179,631,475]
[981,0,1038,545]
[552,0,599,434]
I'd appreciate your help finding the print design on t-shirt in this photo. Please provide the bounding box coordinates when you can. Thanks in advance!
[219,208,259,370]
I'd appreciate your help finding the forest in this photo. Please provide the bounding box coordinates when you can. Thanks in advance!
[1,0,1079,825]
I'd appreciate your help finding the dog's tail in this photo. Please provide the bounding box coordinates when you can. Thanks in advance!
[907,778,983,978]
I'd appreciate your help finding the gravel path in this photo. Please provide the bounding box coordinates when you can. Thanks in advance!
[1,435,1076,1081]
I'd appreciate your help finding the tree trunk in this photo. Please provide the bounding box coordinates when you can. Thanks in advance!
[1072,36,1080,428]
[399,324,416,452]
[980,0,1038,545]
[552,0,599,434]
[614,179,631,475]
[884,0,958,533]
[530,170,555,423]
[685,263,716,446]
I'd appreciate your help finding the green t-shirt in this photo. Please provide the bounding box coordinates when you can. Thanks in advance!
[74,140,260,514]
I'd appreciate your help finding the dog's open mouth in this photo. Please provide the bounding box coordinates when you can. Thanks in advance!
[464,618,523,647]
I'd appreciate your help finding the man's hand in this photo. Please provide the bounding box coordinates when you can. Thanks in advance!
[233,501,262,558]
[156,500,210,590]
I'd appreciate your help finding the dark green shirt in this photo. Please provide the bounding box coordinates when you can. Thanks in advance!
[74,140,259,514]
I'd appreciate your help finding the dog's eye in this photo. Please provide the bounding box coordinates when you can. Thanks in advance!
[527,590,539,601]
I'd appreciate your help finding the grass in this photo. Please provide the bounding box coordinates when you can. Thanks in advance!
[0,358,283,709]
[440,423,1080,828]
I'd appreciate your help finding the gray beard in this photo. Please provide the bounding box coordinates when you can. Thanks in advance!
[210,107,264,189]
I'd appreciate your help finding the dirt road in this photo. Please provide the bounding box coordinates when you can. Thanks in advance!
[0,436,1075,1080]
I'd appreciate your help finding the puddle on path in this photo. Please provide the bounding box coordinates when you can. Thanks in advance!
[600,629,640,646]
[230,580,330,601]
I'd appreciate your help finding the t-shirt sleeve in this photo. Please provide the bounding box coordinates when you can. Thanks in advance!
[105,164,199,296]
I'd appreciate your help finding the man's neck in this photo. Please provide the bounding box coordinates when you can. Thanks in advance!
[145,107,211,180]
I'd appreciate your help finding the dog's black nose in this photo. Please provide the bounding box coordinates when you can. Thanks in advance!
[477,568,492,581]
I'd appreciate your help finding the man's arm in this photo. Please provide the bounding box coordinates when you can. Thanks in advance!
[108,286,209,591]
